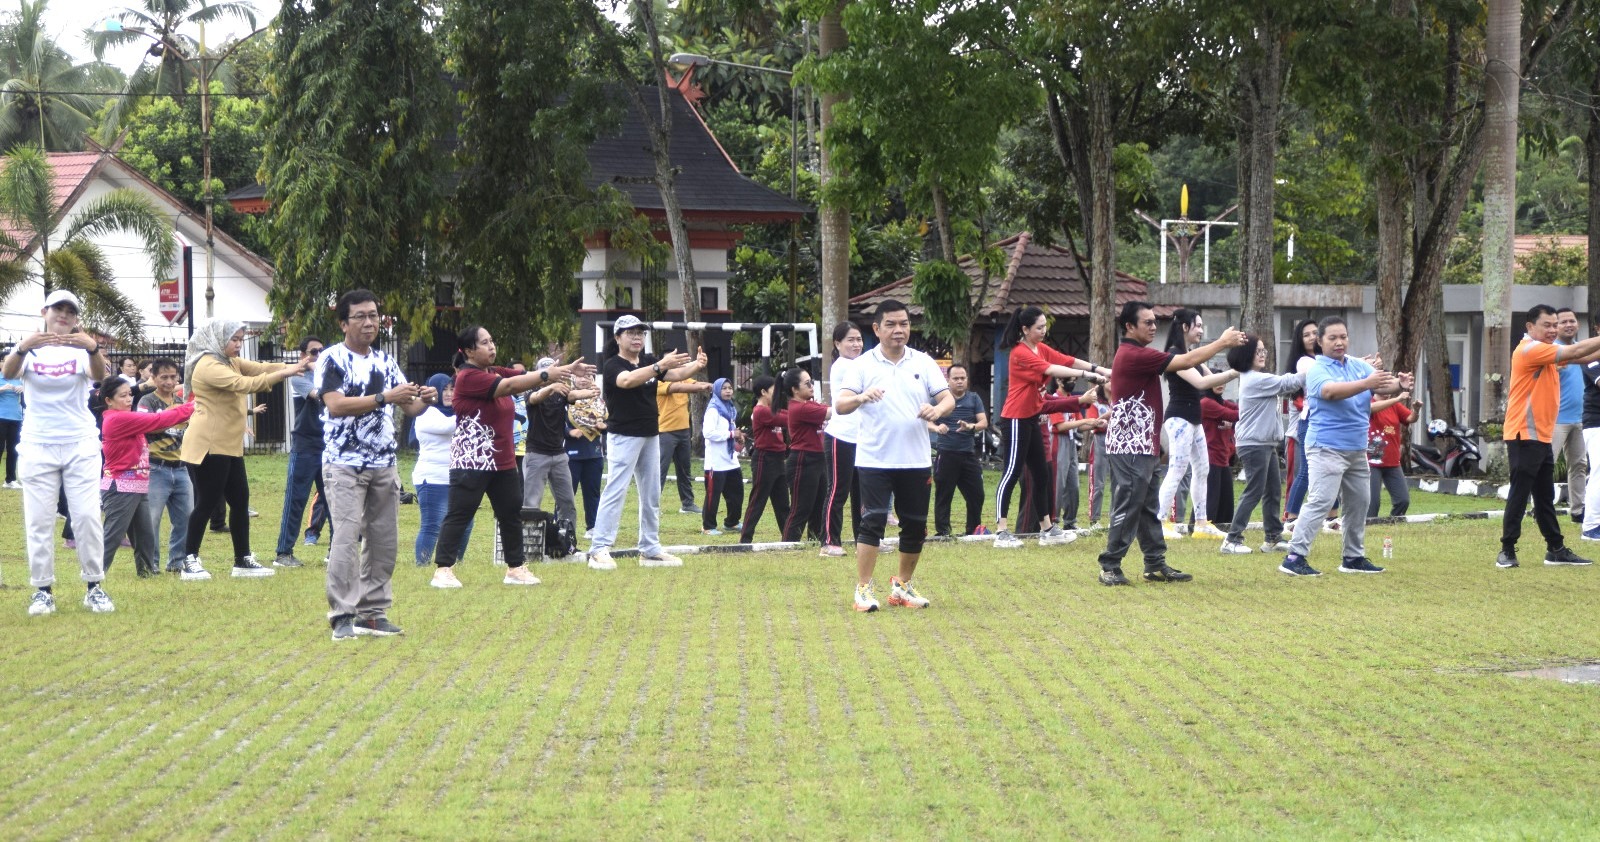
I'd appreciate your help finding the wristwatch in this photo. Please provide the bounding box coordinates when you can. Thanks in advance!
[652,363,663,376]
[540,369,550,383]
[373,393,387,408]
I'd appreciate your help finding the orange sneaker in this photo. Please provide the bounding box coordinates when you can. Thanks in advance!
[886,576,930,608]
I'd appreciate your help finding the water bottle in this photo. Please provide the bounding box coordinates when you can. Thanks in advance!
[1382,537,1393,559]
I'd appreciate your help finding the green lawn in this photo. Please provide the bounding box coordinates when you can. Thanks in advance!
[2,453,1596,840]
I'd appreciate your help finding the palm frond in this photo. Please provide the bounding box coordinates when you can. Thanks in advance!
[48,241,145,343]
[60,188,177,285]
[0,145,57,244]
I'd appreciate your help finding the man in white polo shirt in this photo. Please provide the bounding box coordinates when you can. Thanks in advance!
[834,299,955,612]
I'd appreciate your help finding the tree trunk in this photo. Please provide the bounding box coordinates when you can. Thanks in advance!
[1085,74,1117,367]
[1424,283,1454,426]
[633,2,700,354]
[1373,160,1407,367]
[1588,63,1600,324]
[1479,0,1519,421]
[1236,20,1283,368]
[929,182,956,263]
[818,3,850,388]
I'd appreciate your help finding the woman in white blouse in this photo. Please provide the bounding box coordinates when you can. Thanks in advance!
[413,373,472,566]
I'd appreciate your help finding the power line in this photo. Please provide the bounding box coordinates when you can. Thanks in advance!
[7,88,267,99]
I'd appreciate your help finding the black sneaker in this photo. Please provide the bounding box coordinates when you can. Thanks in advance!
[273,553,304,568]
[1338,557,1386,574]
[1143,565,1193,583]
[354,616,404,636]
[1098,567,1130,586]
[1495,550,1519,569]
[331,617,355,641]
[1278,555,1322,576]
[1544,547,1594,566]
[1571,511,1585,523]
[231,555,275,578]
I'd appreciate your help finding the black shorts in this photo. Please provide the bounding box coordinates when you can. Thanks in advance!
[857,467,932,553]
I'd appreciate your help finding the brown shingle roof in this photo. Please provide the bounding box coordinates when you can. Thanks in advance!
[849,231,1172,320]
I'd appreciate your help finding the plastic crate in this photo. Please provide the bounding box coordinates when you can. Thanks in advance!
[491,507,549,566]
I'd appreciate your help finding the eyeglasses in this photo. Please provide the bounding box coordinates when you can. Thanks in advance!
[345,312,382,323]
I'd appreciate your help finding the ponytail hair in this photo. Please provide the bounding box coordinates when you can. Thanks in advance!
[1002,306,1046,347]
[1164,308,1199,353]
[752,374,777,405]
[454,325,485,369]
[776,366,809,413]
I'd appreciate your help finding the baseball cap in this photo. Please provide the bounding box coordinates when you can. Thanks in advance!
[43,289,83,313]
[535,357,557,370]
[613,315,646,334]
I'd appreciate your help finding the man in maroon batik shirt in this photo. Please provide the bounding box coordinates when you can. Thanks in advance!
[1096,301,1245,586]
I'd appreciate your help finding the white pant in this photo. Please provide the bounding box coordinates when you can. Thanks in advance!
[1158,417,1209,522]
[19,438,105,588]
[1581,428,1600,533]
[588,433,662,556]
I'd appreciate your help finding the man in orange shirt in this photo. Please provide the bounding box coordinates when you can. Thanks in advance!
[1498,304,1600,568]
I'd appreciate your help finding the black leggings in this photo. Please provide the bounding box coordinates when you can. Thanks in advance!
[185,454,251,561]
[783,450,826,541]
[995,417,1053,528]
[703,468,744,531]
[740,449,791,543]
[822,436,860,546]
[0,417,19,483]
[436,468,526,568]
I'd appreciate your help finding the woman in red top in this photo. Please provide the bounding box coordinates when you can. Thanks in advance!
[993,306,1109,548]
[1200,386,1239,528]
[739,375,792,543]
[1367,391,1416,517]
[780,367,830,542]
[98,376,195,577]
[431,325,593,588]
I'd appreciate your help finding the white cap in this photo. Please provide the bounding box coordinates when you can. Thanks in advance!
[43,289,83,312]
[535,357,557,370]
[613,314,646,334]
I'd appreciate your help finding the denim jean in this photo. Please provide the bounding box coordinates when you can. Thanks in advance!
[146,461,192,570]
[1285,416,1311,517]
[276,448,326,556]
[414,481,472,566]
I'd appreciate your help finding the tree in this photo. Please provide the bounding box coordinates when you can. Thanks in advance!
[1480,0,1521,415]
[0,145,175,341]
[0,0,105,151]
[258,0,449,343]
[446,0,642,356]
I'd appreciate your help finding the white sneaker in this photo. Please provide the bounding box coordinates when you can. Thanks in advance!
[27,590,56,615]
[1191,521,1228,539]
[179,555,212,581]
[503,566,541,586]
[1161,521,1185,541]
[230,555,275,577]
[1262,540,1292,553]
[853,581,880,613]
[587,549,616,570]
[560,552,587,564]
[1322,517,1342,534]
[639,551,683,568]
[887,577,930,608]
[431,567,463,588]
[1220,540,1254,555]
[993,530,1024,549]
[83,585,115,613]
[3,480,21,490]
[1039,525,1078,546]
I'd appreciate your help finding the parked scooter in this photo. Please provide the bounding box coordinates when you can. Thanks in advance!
[1409,419,1482,477]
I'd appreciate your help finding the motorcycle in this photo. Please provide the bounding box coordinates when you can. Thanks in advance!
[1408,419,1481,478]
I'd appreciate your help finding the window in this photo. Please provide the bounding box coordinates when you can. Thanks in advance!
[700,286,719,312]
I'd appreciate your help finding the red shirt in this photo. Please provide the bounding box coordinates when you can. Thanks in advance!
[1368,402,1415,467]
[101,403,197,490]
[1200,396,1239,467]
[785,400,827,452]
[1003,342,1076,419]
[1106,339,1175,456]
[751,404,788,453]
[451,365,521,471]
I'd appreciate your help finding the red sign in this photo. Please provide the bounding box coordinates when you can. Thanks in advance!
[158,277,184,323]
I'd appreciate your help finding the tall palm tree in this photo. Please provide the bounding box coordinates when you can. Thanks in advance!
[86,0,259,141]
[0,0,104,151]
[0,145,175,342]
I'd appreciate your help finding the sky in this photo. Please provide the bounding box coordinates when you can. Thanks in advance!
[51,1,266,75]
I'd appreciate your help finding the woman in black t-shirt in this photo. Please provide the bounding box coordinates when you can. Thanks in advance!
[1156,308,1239,539]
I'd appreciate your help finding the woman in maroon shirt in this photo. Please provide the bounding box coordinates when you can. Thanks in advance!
[739,375,791,543]
[780,367,830,542]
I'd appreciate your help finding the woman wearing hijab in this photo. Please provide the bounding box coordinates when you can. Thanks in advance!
[700,377,744,535]
[180,319,309,579]
[413,372,472,567]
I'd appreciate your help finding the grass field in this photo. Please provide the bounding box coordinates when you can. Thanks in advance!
[2,453,1598,840]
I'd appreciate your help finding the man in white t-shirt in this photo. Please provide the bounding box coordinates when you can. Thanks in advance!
[834,300,954,612]
[1,290,111,615]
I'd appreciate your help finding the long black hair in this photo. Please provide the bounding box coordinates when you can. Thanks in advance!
[1002,305,1047,348]
[1284,318,1320,374]
[452,324,486,369]
[1164,308,1200,353]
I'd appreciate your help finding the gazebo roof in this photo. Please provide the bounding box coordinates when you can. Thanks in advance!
[849,231,1172,320]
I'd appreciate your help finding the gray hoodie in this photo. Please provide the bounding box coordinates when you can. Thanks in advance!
[1235,370,1306,447]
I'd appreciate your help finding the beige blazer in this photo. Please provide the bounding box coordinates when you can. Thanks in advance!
[180,356,289,463]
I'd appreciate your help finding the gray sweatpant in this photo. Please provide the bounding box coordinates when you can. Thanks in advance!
[101,485,158,575]
[590,433,663,556]
[523,450,577,523]
[1228,444,1283,545]
[1097,453,1167,572]
[324,463,400,622]
[1287,447,1369,561]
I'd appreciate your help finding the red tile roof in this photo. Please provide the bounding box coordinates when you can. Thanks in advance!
[1513,234,1587,269]
[849,231,1172,320]
[0,152,104,254]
